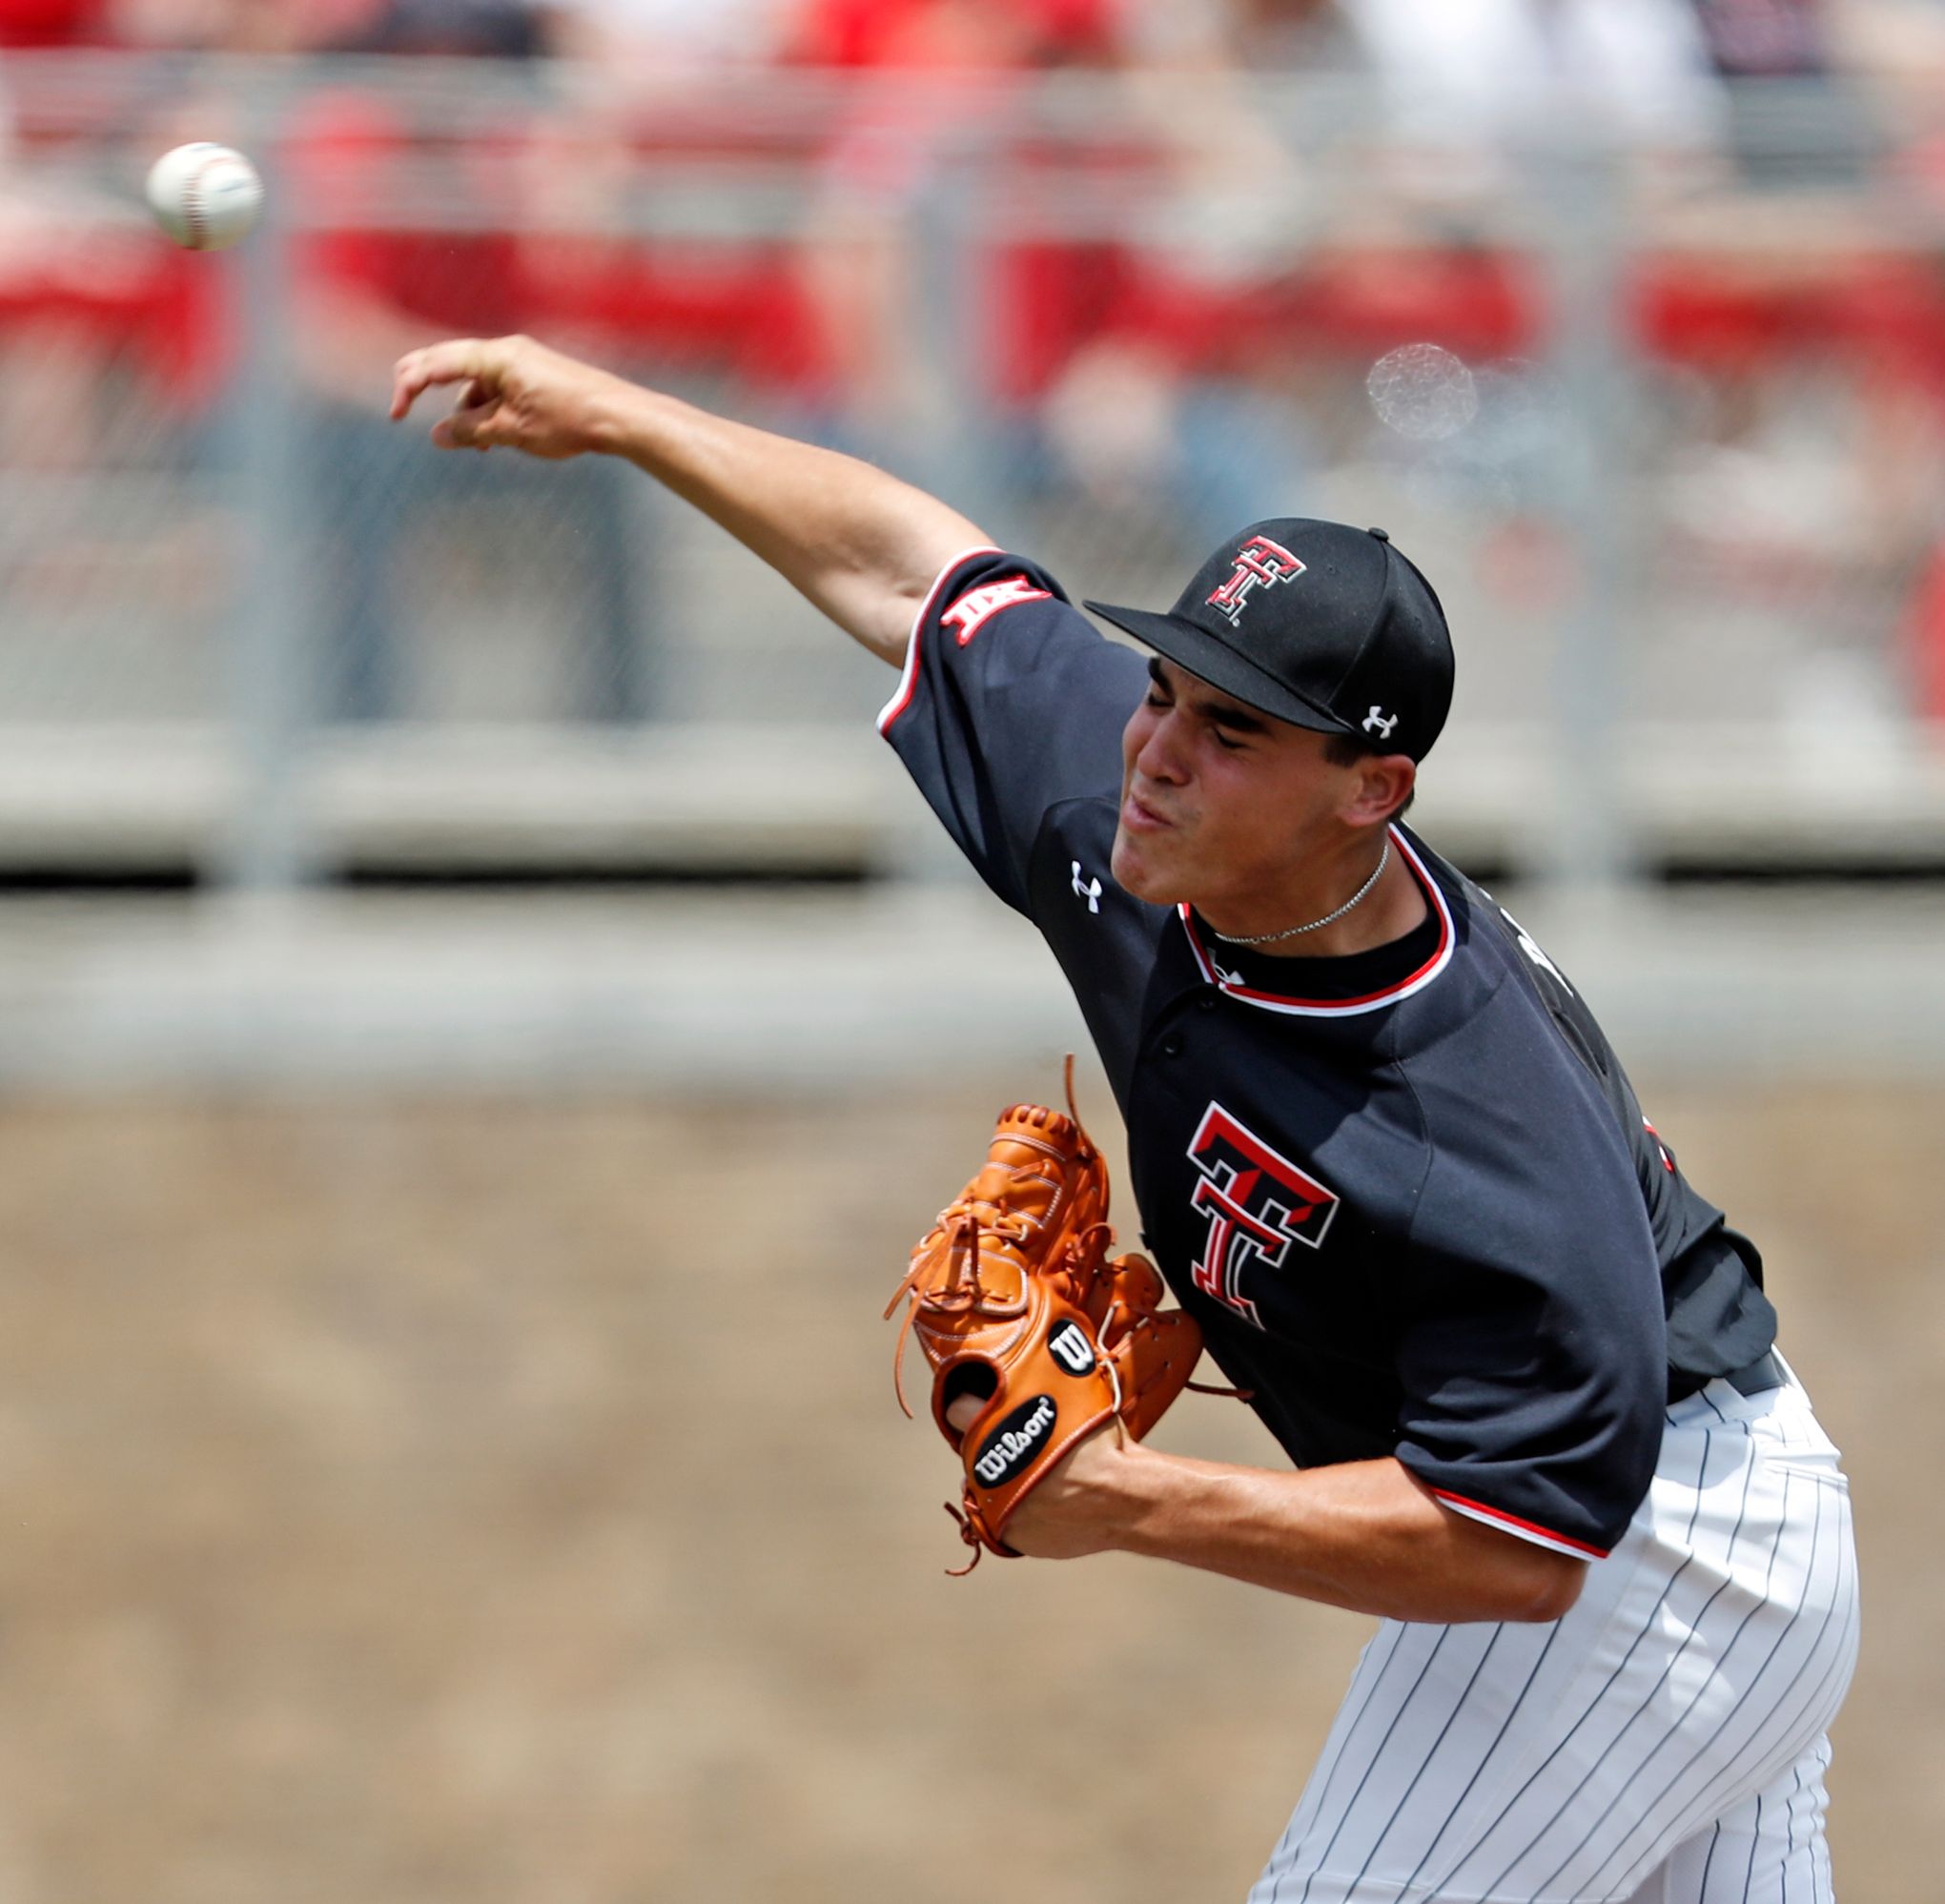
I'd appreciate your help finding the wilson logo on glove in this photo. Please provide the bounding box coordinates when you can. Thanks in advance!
[972,1396,1058,1486]
[885,1057,1238,1574]
[1047,1321,1096,1377]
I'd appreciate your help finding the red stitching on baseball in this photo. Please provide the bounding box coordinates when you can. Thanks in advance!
[184,151,220,250]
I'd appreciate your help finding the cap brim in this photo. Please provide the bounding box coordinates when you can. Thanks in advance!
[1082,601,1354,738]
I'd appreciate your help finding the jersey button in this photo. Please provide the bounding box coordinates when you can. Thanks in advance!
[1198,994,1217,1012]
[1161,1033,1185,1057]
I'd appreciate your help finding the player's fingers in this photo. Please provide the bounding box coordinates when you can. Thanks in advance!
[390,339,493,417]
[431,387,504,452]
[944,1394,985,1434]
[431,411,498,453]
[390,338,504,420]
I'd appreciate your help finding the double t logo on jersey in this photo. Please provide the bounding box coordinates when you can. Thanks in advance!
[1185,1104,1340,1327]
[1205,536,1305,626]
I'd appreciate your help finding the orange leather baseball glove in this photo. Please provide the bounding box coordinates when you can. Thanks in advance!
[884,1064,1206,1572]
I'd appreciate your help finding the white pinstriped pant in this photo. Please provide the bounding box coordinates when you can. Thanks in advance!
[1250,1361,1860,1904]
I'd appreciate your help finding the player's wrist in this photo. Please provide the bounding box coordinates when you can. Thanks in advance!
[1084,1439,1202,1557]
[583,375,658,460]
[1105,1451,1311,1579]
[1003,1429,1159,1560]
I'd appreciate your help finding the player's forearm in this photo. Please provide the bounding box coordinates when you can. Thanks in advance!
[590,381,990,666]
[1077,1444,1584,1625]
[392,335,990,665]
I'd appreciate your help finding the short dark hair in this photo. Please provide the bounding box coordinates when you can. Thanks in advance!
[1321,730,1416,819]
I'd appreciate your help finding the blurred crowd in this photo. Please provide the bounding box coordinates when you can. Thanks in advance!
[1,0,1944,730]
[0,0,1940,92]
[0,0,1933,79]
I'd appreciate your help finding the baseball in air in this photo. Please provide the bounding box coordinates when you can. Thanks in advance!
[145,143,263,251]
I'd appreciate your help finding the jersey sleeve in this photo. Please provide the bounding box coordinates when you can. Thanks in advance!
[1389,1088,1670,1562]
[877,547,1146,916]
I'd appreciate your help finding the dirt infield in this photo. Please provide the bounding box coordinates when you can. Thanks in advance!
[0,1077,1934,1904]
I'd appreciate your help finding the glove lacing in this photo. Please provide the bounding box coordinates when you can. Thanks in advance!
[884,1208,1032,1420]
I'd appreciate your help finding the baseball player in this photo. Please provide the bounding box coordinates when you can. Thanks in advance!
[392,336,1860,1904]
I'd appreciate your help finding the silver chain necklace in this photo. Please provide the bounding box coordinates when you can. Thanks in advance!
[1208,837,1391,946]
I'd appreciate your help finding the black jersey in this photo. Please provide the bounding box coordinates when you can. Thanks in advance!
[879,547,1776,1560]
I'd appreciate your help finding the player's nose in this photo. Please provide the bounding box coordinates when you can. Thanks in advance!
[1132,706,1189,786]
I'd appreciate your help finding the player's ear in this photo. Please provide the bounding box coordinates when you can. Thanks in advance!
[1341,753,1415,828]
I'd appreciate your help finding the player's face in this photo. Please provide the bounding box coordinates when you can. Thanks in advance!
[1113,657,1363,915]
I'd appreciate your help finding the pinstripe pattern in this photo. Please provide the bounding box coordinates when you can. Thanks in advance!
[1248,1371,1858,1903]
[1454,1459,1772,1898]
[1284,1630,1460,1903]
[1627,1735,1839,1903]
[1542,1479,1821,1898]
[1597,1492,1857,1900]
[1392,1623,1564,1895]
[1260,1622,1415,1876]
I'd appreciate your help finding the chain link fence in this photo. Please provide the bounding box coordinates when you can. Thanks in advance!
[1,51,1943,886]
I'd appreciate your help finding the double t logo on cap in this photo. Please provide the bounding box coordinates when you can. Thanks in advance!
[1204,535,1307,627]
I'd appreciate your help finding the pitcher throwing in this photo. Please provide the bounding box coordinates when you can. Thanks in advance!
[394,335,1859,1904]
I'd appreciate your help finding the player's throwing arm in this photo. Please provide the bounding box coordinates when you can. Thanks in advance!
[390,335,990,666]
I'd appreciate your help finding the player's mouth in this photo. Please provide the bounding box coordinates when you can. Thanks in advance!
[1119,790,1174,834]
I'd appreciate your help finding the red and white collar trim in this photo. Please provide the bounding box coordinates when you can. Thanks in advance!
[1177,827,1454,1018]
[875,544,1005,737]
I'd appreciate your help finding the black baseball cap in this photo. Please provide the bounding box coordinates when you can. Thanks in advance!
[1083,519,1455,763]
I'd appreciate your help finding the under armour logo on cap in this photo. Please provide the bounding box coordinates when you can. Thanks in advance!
[1362,706,1400,739]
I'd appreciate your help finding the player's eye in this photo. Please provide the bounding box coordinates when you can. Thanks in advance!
[1211,726,1246,752]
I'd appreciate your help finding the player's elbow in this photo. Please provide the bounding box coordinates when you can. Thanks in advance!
[1441,1530,1589,1623]
[1423,1483,1590,1622]
[1497,1551,1587,1624]
[1405,1542,1587,1624]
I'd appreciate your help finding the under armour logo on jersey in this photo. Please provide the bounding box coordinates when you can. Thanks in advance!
[1071,862,1101,912]
[1362,706,1400,739]
[1185,1103,1341,1328]
[1499,906,1573,995]
[1205,536,1305,626]
[942,574,1051,645]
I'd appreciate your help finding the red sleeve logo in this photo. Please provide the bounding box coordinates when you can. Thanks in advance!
[941,574,1053,645]
[1186,1103,1340,1327]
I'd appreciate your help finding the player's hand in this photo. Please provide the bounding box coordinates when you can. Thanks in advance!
[942,1392,1135,1561]
[389,335,625,460]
